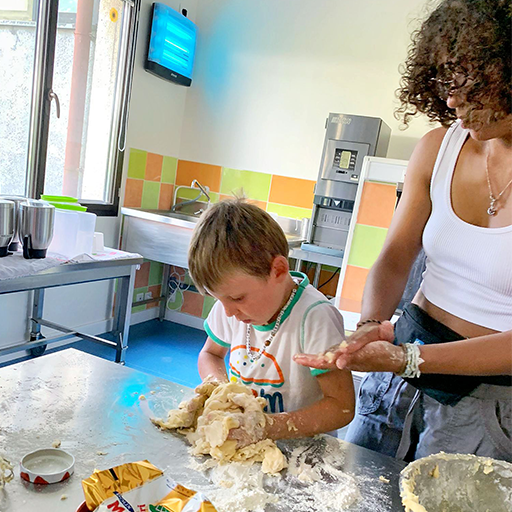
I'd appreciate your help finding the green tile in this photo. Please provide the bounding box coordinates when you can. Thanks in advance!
[149,261,164,286]
[132,304,146,313]
[162,156,178,184]
[347,224,388,269]
[202,295,217,318]
[128,149,147,179]
[141,181,160,209]
[167,288,184,311]
[220,168,272,202]
[266,203,312,219]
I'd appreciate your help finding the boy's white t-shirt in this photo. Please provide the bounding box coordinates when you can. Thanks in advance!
[204,272,346,414]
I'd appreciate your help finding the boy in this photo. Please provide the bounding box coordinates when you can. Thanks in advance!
[188,198,354,445]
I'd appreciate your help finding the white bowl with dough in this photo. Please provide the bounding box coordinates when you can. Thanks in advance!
[399,452,512,512]
[20,448,75,485]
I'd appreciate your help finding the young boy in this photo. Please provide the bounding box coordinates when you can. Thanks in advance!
[188,198,354,445]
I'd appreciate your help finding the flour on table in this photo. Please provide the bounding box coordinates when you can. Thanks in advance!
[152,381,287,474]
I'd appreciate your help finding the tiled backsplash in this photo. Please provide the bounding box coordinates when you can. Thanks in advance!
[124,148,344,317]
[338,181,398,313]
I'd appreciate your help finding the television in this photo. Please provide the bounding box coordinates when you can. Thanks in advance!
[145,3,197,87]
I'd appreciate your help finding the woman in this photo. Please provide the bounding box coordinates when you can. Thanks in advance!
[295,0,512,462]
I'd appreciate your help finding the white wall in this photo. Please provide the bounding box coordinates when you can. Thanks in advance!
[180,0,437,179]
[0,0,198,353]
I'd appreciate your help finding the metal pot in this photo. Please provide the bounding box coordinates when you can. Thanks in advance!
[0,200,15,257]
[0,195,28,251]
[19,201,55,259]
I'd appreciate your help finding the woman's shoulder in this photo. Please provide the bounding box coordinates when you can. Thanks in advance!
[406,126,449,185]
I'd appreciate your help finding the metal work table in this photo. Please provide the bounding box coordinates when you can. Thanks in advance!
[0,350,406,511]
[0,250,142,363]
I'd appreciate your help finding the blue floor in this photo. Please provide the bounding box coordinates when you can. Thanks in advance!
[1,320,208,389]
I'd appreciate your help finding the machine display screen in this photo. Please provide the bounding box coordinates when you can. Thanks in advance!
[333,148,357,172]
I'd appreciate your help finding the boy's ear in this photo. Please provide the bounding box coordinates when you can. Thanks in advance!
[271,255,290,281]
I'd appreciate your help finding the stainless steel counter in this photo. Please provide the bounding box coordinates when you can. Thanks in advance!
[0,349,406,511]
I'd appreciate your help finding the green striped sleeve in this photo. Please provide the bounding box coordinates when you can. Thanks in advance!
[204,320,230,348]
[311,368,331,377]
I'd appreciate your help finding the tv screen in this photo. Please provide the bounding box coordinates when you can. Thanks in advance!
[145,3,197,86]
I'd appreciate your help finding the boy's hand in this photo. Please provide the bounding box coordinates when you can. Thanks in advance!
[226,411,267,448]
[293,321,394,370]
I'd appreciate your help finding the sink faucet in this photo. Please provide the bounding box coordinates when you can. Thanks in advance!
[171,179,211,214]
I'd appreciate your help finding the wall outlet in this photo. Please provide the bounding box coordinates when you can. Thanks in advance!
[136,292,144,302]
[144,291,153,300]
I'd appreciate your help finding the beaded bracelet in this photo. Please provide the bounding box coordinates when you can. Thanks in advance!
[396,342,424,378]
[356,318,382,329]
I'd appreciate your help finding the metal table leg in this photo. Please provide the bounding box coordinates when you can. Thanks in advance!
[159,264,170,322]
[29,289,47,356]
[112,266,136,363]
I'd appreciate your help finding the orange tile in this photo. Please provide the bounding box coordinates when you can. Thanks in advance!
[219,194,267,210]
[340,265,370,302]
[124,179,143,207]
[176,160,222,192]
[181,290,204,317]
[357,182,397,228]
[269,175,315,209]
[338,297,362,313]
[145,153,163,181]
[135,261,150,288]
[146,284,162,309]
[159,183,174,210]
[170,265,186,277]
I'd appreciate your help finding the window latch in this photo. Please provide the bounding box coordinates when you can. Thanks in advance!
[48,89,61,119]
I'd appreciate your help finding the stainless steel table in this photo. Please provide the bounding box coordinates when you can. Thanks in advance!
[0,252,142,363]
[0,350,406,512]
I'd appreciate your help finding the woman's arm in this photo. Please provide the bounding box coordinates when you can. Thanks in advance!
[359,127,445,322]
[294,128,446,370]
[198,337,229,382]
[335,331,512,376]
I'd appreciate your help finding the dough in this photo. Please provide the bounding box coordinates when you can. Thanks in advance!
[152,381,287,474]
[0,455,13,488]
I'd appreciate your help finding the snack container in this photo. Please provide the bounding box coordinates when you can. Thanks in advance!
[20,448,75,485]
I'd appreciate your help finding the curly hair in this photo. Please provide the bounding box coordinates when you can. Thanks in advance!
[395,0,511,129]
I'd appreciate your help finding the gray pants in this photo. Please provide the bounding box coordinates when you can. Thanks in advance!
[345,372,512,463]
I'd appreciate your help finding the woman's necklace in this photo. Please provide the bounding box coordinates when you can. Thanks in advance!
[245,285,297,363]
[485,152,512,216]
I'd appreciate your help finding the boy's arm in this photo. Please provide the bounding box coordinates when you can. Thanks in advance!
[264,369,355,440]
[198,337,229,382]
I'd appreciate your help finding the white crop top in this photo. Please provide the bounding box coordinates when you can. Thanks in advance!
[420,121,512,332]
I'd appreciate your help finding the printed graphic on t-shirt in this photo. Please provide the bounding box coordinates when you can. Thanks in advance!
[228,345,285,387]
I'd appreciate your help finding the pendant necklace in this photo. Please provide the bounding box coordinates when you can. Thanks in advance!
[485,152,512,216]
[245,285,297,363]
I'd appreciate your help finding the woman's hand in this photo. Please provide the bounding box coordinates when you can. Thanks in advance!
[334,340,405,373]
[293,320,395,370]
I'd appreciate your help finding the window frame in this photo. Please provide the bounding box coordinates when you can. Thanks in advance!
[25,0,140,216]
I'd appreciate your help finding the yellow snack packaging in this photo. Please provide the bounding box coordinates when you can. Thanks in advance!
[82,460,217,512]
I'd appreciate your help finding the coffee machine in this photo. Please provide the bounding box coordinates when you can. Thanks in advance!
[303,113,391,255]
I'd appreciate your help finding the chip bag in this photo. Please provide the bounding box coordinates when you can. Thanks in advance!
[82,461,217,512]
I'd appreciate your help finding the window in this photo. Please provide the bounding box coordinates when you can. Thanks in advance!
[0,0,140,215]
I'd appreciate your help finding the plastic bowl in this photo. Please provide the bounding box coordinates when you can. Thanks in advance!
[400,452,512,512]
[20,448,75,485]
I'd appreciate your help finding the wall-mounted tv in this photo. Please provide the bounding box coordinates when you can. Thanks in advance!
[144,3,197,87]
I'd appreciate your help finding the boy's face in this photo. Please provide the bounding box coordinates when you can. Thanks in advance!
[208,258,290,326]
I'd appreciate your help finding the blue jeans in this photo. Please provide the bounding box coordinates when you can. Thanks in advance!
[345,305,512,462]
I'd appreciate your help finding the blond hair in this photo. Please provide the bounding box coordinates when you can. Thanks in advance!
[188,198,289,294]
